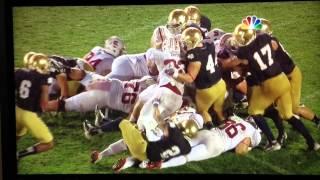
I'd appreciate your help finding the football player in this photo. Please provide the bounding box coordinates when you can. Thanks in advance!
[134,48,186,142]
[228,22,319,151]
[16,53,54,160]
[184,5,212,35]
[90,106,203,173]
[83,36,126,76]
[46,75,156,114]
[258,18,320,128]
[104,52,153,81]
[46,54,96,99]
[141,115,261,169]
[166,27,227,129]
[150,9,188,60]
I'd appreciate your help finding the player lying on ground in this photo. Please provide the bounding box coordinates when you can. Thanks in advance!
[83,36,126,76]
[46,75,156,114]
[90,105,203,172]
[139,115,262,170]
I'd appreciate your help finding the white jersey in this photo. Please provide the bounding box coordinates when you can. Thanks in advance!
[137,49,186,142]
[84,46,115,75]
[106,53,149,81]
[147,48,185,94]
[210,116,261,152]
[65,77,154,113]
[158,116,261,169]
[151,25,182,60]
[79,71,105,87]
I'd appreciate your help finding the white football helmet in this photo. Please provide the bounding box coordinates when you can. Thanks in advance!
[104,36,126,57]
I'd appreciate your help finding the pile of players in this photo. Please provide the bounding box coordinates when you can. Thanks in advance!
[15,5,320,172]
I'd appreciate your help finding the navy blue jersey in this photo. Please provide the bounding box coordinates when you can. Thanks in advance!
[271,36,295,74]
[186,41,222,89]
[146,123,191,162]
[48,55,77,77]
[15,68,50,112]
[236,33,282,83]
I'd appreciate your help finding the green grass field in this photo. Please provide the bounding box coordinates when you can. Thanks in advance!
[14,2,320,174]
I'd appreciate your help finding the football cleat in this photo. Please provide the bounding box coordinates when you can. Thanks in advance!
[112,157,136,173]
[146,161,162,170]
[90,150,102,164]
[264,141,281,152]
[94,105,105,127]
[307,142,320,152]
[277,132,288,147]
[83,120,95,140]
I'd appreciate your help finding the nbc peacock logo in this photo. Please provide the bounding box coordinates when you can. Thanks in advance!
[242,15,262,30]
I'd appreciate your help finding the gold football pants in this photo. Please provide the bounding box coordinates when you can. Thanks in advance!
[248,73,293,120]
[195,79,227,123]
[119,119,147,161]
[16,106,53,143]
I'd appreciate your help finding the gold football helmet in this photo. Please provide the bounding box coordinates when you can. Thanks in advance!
[233,23,256,47]
[23,51,37,68]
[30,53,50,74]
[260,18,272,35]
[167,9,188,35]
[178,118,200,138]
[181,27,203,50]
[184,5,201,25]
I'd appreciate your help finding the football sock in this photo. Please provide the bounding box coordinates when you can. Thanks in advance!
[100,117,122,132]
[252,115,275,144]
[265,106,285,137]
[18,146,37,159]
[89,127,103,136]
[101,139,127,157]
[288,116,315,148]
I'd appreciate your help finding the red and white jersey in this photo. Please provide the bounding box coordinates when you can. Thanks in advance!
[210,115,261,152]
[146,48,185,94]
[84,46,115,72]
[151,25,183,60]
[65,77,155,113]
